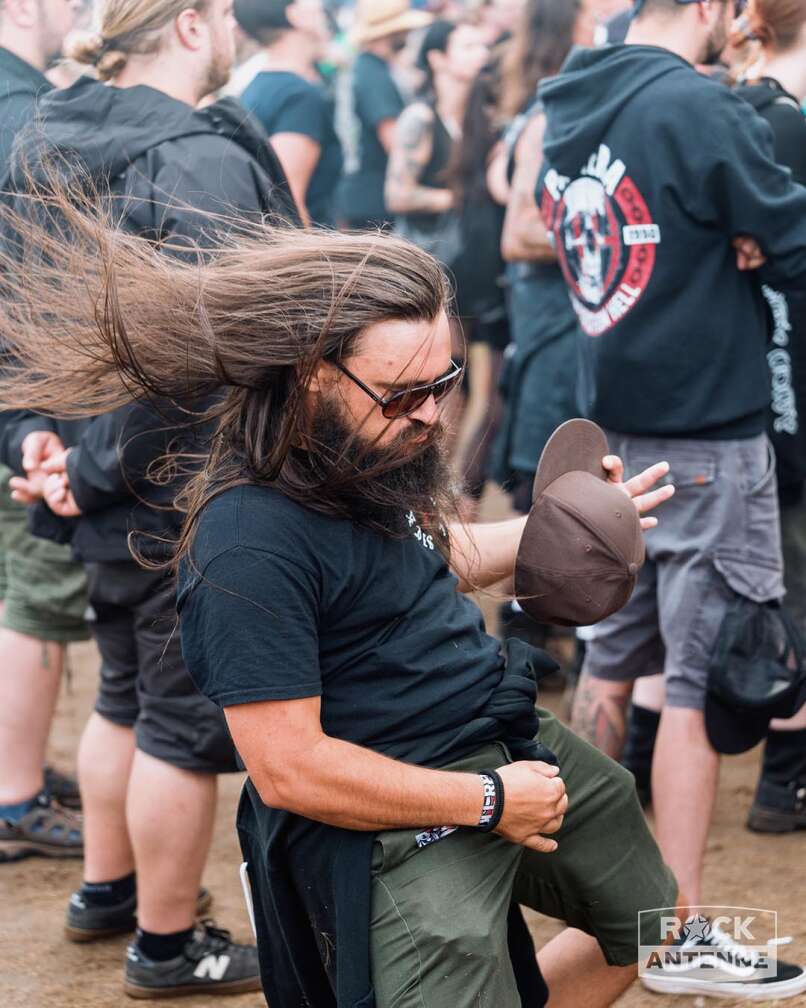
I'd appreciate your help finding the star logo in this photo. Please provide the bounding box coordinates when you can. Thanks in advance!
[683,915,711,943]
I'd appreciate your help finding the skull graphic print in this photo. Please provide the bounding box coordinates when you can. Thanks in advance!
[542,143,661,337]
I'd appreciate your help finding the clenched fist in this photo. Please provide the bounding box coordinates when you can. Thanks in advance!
[495,761,568,853]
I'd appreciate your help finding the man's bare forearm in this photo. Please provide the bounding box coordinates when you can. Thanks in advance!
[230,714,484,830]
[448,516,528,593]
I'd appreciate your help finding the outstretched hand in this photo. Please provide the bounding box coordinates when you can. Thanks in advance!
[602,455,675,531]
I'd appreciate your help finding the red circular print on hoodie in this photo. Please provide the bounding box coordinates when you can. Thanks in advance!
[541,144,661,337]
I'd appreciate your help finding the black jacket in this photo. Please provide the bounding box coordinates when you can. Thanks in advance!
[735,78,806,504]
[0,77,297,561]
[538,45,806,440]
[0,46,51,173]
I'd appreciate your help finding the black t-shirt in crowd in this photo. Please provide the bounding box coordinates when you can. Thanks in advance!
[177,484,507,767]
[338,51,404,228]
[241,70,343,227]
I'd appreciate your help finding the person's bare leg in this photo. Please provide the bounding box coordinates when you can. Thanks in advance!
[0,629,64,803]
[538,927,637,1008]
[632,673,665,712]
[127,750,216,934]
[571,670,633,760]
[652,707,719,909]
[78,712,136,881]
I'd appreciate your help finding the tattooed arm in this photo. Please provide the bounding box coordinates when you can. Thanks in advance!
[385,103,454,216]
[501,112,556,263]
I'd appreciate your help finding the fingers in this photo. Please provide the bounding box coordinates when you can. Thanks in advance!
[41,450,70,475]
[632,483,675,515]
[9,476,41,504]
[21,431,50,473]
[530,761,560,778]
[622,460,670,498]
[521,834,559,854]
[602,454,623,484]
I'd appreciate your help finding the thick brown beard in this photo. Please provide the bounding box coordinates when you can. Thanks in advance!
[305,396,456,536]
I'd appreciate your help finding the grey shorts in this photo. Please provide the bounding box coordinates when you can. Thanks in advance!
[583,433,784,710]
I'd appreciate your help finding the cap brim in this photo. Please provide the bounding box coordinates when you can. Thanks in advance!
[351,10,433,45]
[532,419,610,502]
[705,690,772,755]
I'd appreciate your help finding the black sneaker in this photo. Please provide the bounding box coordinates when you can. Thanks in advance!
[641,918,806,1000]
[44,765,82,810]
[0,792,82,862]
[65,887,213,943]
[124,920,261,999]
[747,778,806,834]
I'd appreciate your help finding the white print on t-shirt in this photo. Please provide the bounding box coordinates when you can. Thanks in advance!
[542,143,661,337]
[406,510,435,551]
[763,284,799,436]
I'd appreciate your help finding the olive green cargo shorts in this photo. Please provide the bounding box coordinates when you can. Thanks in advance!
[369,708,678,1008]
[0,465,89,643]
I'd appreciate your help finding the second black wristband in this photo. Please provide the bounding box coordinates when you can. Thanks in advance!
[477,768,505,832]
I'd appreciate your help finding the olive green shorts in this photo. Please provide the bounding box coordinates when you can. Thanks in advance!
[369,709,678,1008]
[0,466,89,643]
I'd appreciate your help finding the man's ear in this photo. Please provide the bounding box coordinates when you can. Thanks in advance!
[174,5,207,52]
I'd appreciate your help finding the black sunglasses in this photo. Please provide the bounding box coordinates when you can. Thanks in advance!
[334,359,464,420]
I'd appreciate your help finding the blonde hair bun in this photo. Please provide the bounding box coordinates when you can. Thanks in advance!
[66,31,128,81]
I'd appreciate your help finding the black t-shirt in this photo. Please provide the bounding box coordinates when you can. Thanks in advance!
[177,484,507,767]
[339,52,404,228]
[240,70,343,227]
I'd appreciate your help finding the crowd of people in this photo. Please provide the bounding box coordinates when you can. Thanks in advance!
[0,0,805,1004]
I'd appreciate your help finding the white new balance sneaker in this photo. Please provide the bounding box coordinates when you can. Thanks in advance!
[641,918,806,1001]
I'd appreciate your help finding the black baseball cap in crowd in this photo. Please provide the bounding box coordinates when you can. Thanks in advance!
[514,419,645,628]
[705,597,806,755]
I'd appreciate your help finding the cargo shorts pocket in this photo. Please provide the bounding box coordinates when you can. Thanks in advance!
[713,550,784,606]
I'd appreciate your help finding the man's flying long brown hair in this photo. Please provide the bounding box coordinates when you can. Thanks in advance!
[0,175,456,567]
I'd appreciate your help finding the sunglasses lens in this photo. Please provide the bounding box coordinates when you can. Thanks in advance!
[382,388,430,420]
[381,367,463,419]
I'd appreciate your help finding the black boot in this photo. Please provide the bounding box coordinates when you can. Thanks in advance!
[621,704,660,808]
[747,728,806,833]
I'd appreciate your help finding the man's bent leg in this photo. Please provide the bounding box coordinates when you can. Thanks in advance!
[652,707,719,909]
[514,710,677,973]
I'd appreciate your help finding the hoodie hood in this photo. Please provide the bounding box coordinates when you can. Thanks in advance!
[12,76,232,183]
[539,45,691,176]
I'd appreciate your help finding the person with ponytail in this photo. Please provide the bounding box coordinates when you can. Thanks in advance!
[0,0,300,997]
[732,0,806,836]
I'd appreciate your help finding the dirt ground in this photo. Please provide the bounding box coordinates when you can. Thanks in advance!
[2,638,804,1008]
[2,517,805,1008]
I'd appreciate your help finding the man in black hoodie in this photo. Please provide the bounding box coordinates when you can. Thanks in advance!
[0,0,87,862]
[1,0,297,998]
[538,0,806,999]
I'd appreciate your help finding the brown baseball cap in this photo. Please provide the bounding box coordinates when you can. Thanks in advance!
[514,419,645,627]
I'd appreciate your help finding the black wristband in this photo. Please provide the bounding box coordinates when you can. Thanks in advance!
[476,769,504,832]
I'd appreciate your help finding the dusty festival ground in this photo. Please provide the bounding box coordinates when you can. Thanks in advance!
[2,486,805,1008]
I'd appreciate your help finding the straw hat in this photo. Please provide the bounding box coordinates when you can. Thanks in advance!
[351,0,433,46]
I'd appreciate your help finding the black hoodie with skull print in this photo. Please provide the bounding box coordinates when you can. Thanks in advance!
[536,44,806,440]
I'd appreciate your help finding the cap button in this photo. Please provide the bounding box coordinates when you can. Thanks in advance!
[628,562,638,575]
